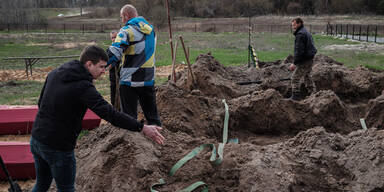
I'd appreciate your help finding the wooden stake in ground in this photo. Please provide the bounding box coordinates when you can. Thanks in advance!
[165,0,175,80]
[171,40,178,83]
[114,66,121,111]
[179,36,195,84]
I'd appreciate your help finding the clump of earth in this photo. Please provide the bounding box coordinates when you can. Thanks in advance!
[75,53,384,192]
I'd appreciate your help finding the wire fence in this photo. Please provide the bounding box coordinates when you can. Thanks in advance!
[1,23,383,43]
[0,23,326,34]
[326,24,384,43]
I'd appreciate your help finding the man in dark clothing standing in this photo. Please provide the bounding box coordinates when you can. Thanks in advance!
[30,45,164,192]
[289,18,317,101]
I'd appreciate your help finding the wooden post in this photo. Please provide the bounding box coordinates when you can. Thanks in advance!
[179,36,195,84]
[114,67,120,111]
[63,24,66,34]
[248,16,251,67]
[375,25,378,43]
[45,24,48,33]
[366,25,369,42]
[82,24,85,34]
[25,59,29,78]
[326,24,328,35]
[7,23,10,33]
[165,0,174,69]
[171,40,178,83]
[194,24,197,32]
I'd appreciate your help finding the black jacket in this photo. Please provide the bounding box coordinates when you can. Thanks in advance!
[293,25,317,65]
[32,60,143,151]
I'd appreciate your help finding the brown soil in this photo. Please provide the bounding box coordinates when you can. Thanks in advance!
[74,53,384,191]
[0,67,53,82]
[0,65,186,82]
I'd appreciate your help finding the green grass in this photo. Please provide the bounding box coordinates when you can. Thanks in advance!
[0,81,43,105]
[78,130,89,140]
[0,31,383,105]
[0,33,109,69]
[323,50,384,70]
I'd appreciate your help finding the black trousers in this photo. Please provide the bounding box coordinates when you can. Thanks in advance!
[120,85,161,126]
[109,66,117,106]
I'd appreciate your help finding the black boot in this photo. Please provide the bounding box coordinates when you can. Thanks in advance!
[289,92,301,101]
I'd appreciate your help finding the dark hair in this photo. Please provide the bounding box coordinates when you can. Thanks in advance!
[79,45,108,64]
[292,18,304,25]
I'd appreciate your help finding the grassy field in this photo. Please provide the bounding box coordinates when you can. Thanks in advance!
[0,31,383,105]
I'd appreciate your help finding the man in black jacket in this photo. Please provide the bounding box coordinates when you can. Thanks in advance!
[289,18,317,101]
[30,45,164,192]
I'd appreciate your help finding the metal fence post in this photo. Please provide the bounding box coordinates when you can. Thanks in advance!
[352,25,355,39]
[375,25,378,43]
[346,24,348,39]
[366,25,369,42]
[340,24,343,37]
[359,25,361,41]
[336,24,338,36]
[7,23,10,33]
[63,24,66,34]
[82,24,85,34]
[45,24,48,33]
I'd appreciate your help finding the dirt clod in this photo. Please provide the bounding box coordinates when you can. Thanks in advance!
[76,53,384,191]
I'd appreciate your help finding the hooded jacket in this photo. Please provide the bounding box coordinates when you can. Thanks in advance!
[108,17,156,87]
[32,60,143,151]
[293,25,317,65]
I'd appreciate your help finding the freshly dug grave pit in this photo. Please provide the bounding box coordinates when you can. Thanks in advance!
[75,53,384,191]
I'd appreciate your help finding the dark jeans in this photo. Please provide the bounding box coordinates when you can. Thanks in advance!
[120,85,161,126]
[30,137,76,192]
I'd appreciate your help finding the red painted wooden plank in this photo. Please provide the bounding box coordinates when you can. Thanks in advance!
[0,142,35,180]
[0,105,101,135]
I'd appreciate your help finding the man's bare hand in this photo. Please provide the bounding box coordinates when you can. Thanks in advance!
[289,64,296,71]
[142,125,164,145]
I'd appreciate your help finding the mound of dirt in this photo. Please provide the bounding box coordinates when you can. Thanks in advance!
[237,127,384,192]
[312,60,384,102]
[75,53,384,191]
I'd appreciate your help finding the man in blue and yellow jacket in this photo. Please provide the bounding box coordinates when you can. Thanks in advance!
[107,4,161,126]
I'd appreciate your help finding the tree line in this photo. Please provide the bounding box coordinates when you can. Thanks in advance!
[1,0,383,25]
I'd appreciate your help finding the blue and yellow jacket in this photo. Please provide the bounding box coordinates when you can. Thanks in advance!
[107,17,156,87]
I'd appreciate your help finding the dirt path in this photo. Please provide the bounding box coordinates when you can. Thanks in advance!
[0,65,186,82]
